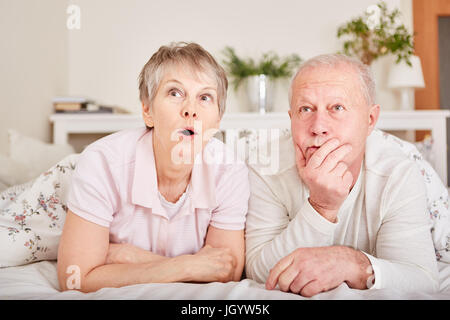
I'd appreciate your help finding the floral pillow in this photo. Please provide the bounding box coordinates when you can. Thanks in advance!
[0,154,78,267]
[374,129,450,263]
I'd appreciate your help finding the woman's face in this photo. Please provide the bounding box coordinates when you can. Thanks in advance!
[142,63,221,165]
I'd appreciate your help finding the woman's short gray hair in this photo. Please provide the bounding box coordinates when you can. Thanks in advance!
[288,53,376,106]
[138,42,228,117]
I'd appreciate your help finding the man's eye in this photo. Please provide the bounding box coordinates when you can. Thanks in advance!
[333,104,344,111]
[299,106,312,112]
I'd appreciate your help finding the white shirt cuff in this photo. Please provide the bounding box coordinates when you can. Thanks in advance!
[361,251,381,290]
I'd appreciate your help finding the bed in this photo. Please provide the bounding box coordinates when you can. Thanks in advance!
[0,124,449,300]
[1,260,450,299]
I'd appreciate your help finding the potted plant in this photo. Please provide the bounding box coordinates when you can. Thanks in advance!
[221,47,301,113]
[336,1,414,66]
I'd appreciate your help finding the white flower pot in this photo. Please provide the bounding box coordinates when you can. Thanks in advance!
[245,74,275,114]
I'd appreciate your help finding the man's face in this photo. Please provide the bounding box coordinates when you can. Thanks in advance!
[288,64,379,170]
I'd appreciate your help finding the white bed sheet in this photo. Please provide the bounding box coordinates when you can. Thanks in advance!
[1,260,450,300]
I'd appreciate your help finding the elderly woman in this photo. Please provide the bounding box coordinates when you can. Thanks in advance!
[57,42,249,292]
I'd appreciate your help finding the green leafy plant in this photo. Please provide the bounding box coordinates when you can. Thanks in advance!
[337,1,414,66]
[221,47,302,90]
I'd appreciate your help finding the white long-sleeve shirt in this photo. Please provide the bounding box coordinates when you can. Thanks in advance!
[245,129,439,292]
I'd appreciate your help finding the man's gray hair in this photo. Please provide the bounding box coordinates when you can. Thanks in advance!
[288,54,376,106]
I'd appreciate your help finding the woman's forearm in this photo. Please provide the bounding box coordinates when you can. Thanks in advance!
[106,243,168,265]
[62,244,239,292]
[78,256,191,293]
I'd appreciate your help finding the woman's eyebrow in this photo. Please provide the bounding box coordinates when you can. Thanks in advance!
[163,79,216,92]
[201,86,217,92]
[163,79,183,86]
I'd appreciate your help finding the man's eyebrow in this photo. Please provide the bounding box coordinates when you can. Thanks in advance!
[294,99,314,105]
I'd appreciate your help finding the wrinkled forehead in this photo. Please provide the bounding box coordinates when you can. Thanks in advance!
[160,60,218,88]
[292,64,365,103]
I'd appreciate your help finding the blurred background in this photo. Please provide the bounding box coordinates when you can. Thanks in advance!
[0,0,419,151]
[1,0,449,187]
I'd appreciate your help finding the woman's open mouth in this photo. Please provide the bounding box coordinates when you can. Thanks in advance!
[179,127,197,138]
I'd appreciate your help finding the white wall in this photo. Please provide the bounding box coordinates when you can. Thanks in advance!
[0,0,413,153]
[0,0,68,154]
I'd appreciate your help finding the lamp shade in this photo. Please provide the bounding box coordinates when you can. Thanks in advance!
[387,55,425,89]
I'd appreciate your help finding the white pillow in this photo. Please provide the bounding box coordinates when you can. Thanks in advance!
[0,154,78,267]
[0,154,34,188]
[8,129,75,178]
[0,181,8,193]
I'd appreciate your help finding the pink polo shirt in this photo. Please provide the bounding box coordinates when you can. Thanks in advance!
[67,127,249,257]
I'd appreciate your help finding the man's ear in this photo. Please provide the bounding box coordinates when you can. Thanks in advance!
[367,104,380,136]
[142,103,154,128]
[288,109,292,119]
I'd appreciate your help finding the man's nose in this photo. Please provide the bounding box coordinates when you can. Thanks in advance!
[310,112,330,136]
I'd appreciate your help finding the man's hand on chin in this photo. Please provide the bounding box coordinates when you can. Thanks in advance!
[294,138,353,223]
[265,246,374,297]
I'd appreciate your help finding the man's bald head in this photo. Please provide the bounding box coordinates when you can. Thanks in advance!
[288,54,376,107]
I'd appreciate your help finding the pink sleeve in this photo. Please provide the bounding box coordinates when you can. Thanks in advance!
[67,145,119,228]
[210,163,250,230]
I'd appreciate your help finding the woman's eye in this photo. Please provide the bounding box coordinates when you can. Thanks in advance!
[169,89,182,97]
[200,94,212,102]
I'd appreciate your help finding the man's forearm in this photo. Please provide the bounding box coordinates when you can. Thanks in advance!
[246,200,337,283]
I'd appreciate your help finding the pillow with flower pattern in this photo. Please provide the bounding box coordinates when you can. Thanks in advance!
[373,129,449,263]
[0,154,78,267]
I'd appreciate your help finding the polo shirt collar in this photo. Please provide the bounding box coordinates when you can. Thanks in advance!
[131,129,217,213]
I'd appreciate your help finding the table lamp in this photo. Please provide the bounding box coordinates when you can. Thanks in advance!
[387,55,425,110]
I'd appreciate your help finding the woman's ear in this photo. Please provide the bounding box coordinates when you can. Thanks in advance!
[142,103,154,128]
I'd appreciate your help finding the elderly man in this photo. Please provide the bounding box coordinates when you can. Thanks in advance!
[244,54,439,297]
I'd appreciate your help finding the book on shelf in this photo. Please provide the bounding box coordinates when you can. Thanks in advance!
[53,96,130,114]
[53,96,92,112]
[55,106,114,114]
[53,96,87,103]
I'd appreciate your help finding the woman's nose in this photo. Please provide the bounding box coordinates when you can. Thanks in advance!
[181,102,198,118]
[183,110,197,118]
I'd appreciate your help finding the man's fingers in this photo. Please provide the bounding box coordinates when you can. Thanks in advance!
[321,144,352,173]
[300,280,324,297]
[342,171,353,187]
[266,256,294,290]
[289,271,313,294]
[277,265,300,292]
[332,162,348,177]
[307,138,340,169]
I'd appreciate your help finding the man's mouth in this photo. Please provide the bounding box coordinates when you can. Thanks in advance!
[306,146,319,158]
